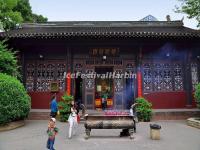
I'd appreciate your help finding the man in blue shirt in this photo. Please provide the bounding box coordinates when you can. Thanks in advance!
[50,95,58,118]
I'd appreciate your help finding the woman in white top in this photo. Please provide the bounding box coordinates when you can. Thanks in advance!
[68,100,78,139]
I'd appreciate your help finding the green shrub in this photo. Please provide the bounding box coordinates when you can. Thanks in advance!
[135,97,152,122]
[0,40,20,78]
[58,93,73,122]
[0,73,31,125]
[194,83,200,109]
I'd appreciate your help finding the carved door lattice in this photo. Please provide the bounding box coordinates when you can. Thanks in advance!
[85,69,95,89]
[57,63,66,90]
[163,63,172,91]
[36,63,48,91]
[191,62,199,90]
[143,63,152,91]
[26,63,35,91]
[174,63,183,90]
[114,70,123,92]
[143,62,183,92]
[153,63,164,91]
[125,63,135,92]
[26,61,66,92]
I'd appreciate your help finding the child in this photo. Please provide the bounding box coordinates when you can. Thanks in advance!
[47,118,58,150]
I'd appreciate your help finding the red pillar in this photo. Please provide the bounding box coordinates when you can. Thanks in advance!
[137,71,142,97]
[66,72,71,95]
[137,47,143,98]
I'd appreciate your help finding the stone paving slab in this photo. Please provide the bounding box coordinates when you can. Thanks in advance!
[0,120,200,150]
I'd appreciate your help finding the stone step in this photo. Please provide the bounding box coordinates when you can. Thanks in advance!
[28,112,50,120]
[28,111,85,121]
[28,109,200,121]
[152,110,200,120]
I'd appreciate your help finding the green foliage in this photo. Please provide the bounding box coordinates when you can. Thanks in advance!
[0,0,23,31]
[32,14,48,23]
[0,0,47,31]
[175,0,200,27]
[58,93,74,122]
[14,0,47,23]
[135,97,152,122]
[13,0,34,22]
[0,73,31,125]
[0,40,20,78]
[194,83,200,109]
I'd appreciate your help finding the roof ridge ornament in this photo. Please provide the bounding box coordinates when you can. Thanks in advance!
[140,15,158,21]
[181,16,184,22]
[166,15,171,21]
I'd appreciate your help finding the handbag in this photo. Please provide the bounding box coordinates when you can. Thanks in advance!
[57,111,60,115]
[77,115,80,123]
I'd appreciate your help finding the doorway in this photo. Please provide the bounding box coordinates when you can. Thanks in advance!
[125,75,135,109]
[74,75,83,104]
[95,67,114,109]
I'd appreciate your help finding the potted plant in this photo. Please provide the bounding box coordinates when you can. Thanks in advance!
[194,83,200,109]
[135,97,152,122]
[58,93,74,122]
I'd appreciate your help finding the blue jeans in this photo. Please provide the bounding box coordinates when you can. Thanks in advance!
[47,138,55,150]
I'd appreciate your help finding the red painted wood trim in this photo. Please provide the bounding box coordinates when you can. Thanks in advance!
[144,91,188,109]
[29,92,64,109]
[67,72,71,95]
[137,71,142,97]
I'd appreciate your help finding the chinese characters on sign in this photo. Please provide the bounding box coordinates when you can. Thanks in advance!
[90,48,120,57]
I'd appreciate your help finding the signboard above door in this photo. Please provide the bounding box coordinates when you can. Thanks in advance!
[89,48,120,57]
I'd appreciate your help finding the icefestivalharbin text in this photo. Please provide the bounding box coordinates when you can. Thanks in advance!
[65,72,137,79]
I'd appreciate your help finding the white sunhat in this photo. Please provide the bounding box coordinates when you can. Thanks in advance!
[51,118,56,123]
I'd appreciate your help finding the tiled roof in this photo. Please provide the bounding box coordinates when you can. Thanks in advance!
[0,21,199,39]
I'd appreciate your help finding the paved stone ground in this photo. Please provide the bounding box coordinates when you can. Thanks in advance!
[0,120,200,150]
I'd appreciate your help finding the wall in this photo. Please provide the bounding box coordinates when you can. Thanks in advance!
[29,92,64,109]
[144,91,197,109]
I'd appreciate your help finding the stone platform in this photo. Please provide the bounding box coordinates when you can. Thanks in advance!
[28,109,200,120]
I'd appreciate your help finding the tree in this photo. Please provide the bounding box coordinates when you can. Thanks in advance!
[0,0,47,31]
[32,14,48,23]
[175,0,200,27]
[13,0,47,23]
[0,0,23,31]
[0,40,20,78]
[13,0,34,22]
